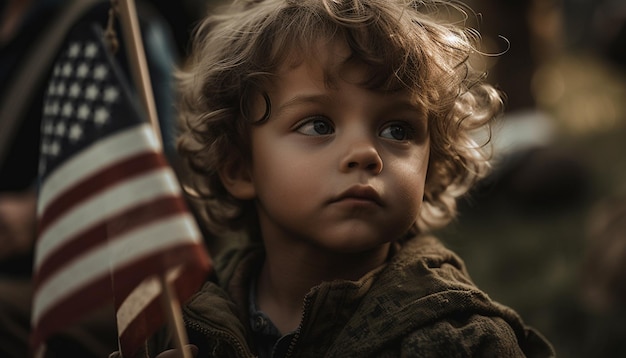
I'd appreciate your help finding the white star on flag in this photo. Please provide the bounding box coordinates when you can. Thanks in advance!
[62,62,73,77]
[69,83,81,98]
[93,64,108,81]
[76,62,90,78]
[77,104,90,120]
[84,42,98,58]
[61,102,73,118]
[56,83,66,96]
[93,107,110,125]
[68,43,81,58]
[104,86,119,103]
[85,84,99,101]
[69,124,83,142]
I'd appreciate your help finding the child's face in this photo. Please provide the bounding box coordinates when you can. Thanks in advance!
[242,41,430,252]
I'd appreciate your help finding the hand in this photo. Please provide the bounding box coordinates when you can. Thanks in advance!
[107,344,198,358]
[155,345,198,358]
[0,189,37,260]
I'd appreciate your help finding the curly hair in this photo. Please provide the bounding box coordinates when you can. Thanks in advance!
[176,0,503,236]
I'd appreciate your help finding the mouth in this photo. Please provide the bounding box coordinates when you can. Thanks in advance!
[331,185,383,206]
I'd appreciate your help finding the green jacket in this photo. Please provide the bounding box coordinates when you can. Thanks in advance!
[143,235,555,357]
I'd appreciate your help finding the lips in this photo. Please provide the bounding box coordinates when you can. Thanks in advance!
[331,185,383,206]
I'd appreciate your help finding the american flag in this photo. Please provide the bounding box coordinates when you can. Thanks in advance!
[31,22,211,357]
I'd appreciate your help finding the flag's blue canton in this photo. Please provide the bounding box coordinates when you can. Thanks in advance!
[40,24,143,180]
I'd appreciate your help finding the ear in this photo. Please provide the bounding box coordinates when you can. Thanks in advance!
[218,159,256,200]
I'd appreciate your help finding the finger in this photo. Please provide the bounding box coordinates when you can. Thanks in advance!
[156,344,199,358]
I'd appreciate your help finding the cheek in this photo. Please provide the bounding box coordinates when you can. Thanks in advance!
[251,145,314,203]
[391,157,428,210]
[389,149,429,183]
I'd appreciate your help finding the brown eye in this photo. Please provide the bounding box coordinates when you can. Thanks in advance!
[296,118,334,136]
[380,123,411,141]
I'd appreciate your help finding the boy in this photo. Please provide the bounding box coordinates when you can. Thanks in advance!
[139,0,556,356]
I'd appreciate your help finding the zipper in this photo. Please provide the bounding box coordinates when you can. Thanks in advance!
[283,288,317,358]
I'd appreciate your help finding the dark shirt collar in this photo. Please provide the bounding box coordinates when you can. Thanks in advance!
[249,275,295,358]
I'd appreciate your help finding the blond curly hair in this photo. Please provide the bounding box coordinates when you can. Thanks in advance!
[176,0,503,237]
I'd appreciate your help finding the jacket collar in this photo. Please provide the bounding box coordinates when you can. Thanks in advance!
[185,235,533,357]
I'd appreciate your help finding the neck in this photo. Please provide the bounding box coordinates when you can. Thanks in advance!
[256,238,390,334]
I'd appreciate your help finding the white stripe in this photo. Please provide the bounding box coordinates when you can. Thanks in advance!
[116,275,162,335]
[35,167,182,270]
[37,124,160,216]
[32,213,201,325]
[115,266,183,334]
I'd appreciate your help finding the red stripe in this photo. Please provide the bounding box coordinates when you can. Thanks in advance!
[33,195,189,291]
[37,151,168,236]
[31,243,211,356]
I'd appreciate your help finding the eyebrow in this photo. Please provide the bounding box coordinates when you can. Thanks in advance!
[272,91,426,126]
[276,92,424,109]
[273,93,334,115]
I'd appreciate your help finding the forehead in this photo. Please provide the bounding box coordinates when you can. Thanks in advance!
[246,38,421,122]
[275,38,396,92]
[279,39,349,83]
[268,42,423,117]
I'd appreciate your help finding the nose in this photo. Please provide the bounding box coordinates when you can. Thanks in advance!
[339,139,383,175]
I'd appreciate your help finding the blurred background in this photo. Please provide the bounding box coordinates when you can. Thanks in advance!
[1,0,624,356]
[435,0,626,356]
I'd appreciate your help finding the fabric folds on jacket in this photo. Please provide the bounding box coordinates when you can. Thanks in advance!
[142,235,555,357]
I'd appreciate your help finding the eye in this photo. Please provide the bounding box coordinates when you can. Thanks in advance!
[295,117,334,136]
[379,122,413,141]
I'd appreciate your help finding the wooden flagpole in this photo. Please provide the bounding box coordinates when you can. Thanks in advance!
[115,0,162,150]
[114,1,190,357]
